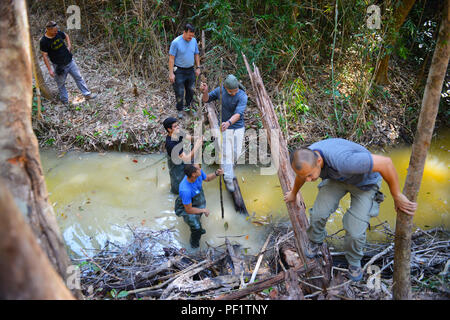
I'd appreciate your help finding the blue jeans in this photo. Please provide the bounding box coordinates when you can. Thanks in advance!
[173,67,195,111]
[53,60,91,103]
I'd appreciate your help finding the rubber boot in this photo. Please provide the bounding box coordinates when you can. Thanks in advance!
[190,229,203,248]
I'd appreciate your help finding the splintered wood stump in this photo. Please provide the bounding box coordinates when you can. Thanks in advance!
[242,54,332,289]
[206,101,248,215]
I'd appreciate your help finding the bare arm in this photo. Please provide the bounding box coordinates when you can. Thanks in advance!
[284,174,306,202]
[64,32,72,52]
[168,55,175,83]
[204,168,224,182]
[195,54,200,68]
[221,113,241,131]
[371,154,417,216]
[183,203,209,215]
[41,52,54,77]
[179,137,203,163]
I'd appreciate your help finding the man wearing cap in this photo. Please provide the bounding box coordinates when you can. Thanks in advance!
[40,21,96,105]
[168,23,201,118]
[163,117,203,194]
[200,75,248,192]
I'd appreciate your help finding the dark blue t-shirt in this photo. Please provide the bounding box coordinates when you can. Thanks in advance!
[308,138,381,190]
[207,86,247,129]
[179,170,207,205]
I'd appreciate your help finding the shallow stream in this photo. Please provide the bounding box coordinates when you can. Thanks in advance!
[40,134,449,258]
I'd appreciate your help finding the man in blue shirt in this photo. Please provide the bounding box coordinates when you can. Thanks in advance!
[174,164,223,248]
[284,138,417,281]
[200,74,248,192]
[169,24,201,118]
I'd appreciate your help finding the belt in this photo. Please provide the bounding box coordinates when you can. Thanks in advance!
[175,65,194,70]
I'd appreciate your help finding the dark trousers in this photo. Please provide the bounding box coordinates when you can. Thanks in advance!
[173,67,196,111]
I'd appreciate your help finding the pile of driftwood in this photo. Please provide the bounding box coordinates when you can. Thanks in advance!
[76,226,281,300]
[75,222,448,300]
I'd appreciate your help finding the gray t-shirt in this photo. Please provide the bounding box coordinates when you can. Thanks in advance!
[207,86,247,129]
[308,138,381,190]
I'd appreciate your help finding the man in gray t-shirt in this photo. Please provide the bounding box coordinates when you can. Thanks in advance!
[200,75,248,192]
[284,138,417,281]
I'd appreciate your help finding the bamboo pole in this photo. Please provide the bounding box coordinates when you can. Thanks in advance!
[393,1,449,299]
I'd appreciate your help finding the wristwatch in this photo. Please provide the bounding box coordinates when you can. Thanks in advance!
[227,120,232,126]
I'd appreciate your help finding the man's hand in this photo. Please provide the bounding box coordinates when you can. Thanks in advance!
[200,82,208,93]
[195,67,201,77]
[221,121,231,132]
[393,193,417,216]
[169,72,175,83]
[203,208,210,217]
[284,191,296,203]
[215,168,224,176]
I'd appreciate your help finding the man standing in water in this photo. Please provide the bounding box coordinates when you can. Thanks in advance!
[168,23,201,119]
[284,138,417,281]
[175,164,223,248]
[40,21,96,105]
[163,117,202,194]
[200,74,248,192]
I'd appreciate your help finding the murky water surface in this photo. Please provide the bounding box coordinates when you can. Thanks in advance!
[40,134,449,257]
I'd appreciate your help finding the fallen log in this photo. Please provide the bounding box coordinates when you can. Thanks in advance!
[215,261,318,300]
[205,101,248,215]
[242,54,332,288]
[225,237,245,276]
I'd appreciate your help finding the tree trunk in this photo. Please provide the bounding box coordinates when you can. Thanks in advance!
[0,181,75,300]
[243,54,332,289]
[375,0,416,85]
[0,0,74,292]
[30,40,54,101]
[393,1,449,300]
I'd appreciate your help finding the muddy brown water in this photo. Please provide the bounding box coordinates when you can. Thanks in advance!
[40,134,449,258]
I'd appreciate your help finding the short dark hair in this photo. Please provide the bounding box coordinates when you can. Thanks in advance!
[184,164,199,178]
[291,148,318,171]
[46,21,58,28]
[163,117,177,132]
[184,23,195,33]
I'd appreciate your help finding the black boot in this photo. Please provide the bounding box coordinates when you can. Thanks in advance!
[190,229,202,248]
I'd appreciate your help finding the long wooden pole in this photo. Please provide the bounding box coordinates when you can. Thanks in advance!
[242,54,332,287]
[393,1,449,299]
[219,58,225,219]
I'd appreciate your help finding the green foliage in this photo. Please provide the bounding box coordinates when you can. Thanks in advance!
[286,78,310,120]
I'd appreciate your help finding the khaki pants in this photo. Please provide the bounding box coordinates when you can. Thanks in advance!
[307,179,383,267]
[222,127,245,182]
